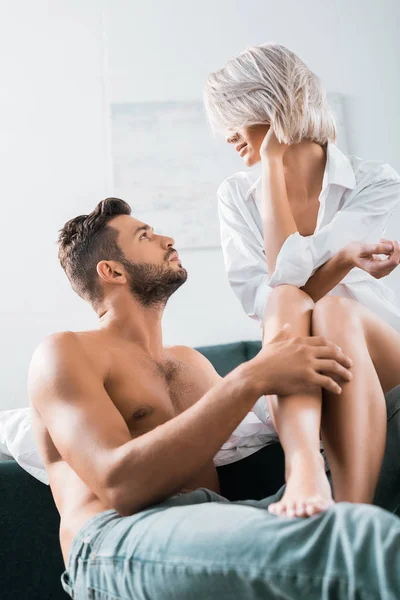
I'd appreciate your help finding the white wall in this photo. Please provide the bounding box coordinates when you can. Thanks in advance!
[0,0,399,409]
[0,1,105,410]
[335,0,400,292]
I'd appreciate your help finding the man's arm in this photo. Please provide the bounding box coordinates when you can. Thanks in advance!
[28,333,133,508]
[29,330,352,517]
[28,333,260,517]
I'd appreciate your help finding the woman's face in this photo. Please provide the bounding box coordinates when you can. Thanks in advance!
[225,124,270,167]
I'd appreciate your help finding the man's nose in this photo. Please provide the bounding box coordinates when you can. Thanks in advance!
[163,235,175,248]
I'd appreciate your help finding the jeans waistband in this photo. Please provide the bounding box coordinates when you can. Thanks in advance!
[61,509,121,598]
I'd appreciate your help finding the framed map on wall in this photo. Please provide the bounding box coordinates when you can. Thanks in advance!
[110,95,348,249]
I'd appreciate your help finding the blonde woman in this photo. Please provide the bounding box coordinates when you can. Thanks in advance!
[204,43,400,518]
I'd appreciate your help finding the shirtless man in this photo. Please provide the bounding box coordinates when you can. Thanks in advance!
[28,197,400,600]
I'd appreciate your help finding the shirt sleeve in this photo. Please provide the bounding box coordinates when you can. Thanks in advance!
[218,182,272,323]
[268,173,400,288]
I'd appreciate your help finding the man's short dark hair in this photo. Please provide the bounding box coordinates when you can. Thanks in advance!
[58,197,131,305]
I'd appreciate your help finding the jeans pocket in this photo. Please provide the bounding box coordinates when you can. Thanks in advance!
[88,587,126,600]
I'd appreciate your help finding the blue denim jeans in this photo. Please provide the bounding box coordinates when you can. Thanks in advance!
[61,386,400,600]
[61,490,400,599]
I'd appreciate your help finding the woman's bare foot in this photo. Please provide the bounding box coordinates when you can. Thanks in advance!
[268,452,334,518]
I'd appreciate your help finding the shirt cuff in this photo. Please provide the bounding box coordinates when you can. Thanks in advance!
[254,277,273,322]
[268,232,314,288]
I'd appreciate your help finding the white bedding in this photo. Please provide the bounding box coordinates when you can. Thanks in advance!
[0,407,49,484]
[0,398,278,484]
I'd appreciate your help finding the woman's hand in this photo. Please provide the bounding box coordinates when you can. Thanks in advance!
[260,127,290,161]
[343,240,400,279]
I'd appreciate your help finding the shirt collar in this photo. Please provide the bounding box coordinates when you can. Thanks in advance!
[323,141,356,190]
[246,140,356,202]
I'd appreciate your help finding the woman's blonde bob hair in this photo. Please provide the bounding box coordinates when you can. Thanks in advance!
[204,43,337,145]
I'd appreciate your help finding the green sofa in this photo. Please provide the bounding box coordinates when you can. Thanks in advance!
[0,340,262,600]
[1,339,399,600]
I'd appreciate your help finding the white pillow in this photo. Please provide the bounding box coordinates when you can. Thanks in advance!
[0,407,48,484]
[1,403,277,482]
[0,441,12,460]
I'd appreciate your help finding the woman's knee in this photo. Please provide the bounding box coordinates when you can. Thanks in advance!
[269,284,315,312]
[312,295,362,334]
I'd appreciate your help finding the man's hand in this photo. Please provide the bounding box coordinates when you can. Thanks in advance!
[246,324,353,397]
[343,240,400,279]
[260,127,290,161]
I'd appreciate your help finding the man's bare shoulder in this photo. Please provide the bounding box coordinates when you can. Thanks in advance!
[167,344,208,363]
[167,345,222,385]
[31,330,98,364]
[28,331,108,397]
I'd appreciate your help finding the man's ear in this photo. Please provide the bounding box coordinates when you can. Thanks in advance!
[96,260,127,285]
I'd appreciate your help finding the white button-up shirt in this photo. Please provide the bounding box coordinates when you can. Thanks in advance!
[218,141,400,331]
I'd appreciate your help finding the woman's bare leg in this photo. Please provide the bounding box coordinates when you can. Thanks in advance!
[312,295,400,503]
[261,285,333,518]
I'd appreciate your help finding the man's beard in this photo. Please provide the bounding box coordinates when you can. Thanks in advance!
[121,259,188,308]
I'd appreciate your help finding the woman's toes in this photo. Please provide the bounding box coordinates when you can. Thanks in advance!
[295,501,307,517]
[305,497,333,517]
[305,498,320,517]
[268,503,277,515]
[285,501,296,518]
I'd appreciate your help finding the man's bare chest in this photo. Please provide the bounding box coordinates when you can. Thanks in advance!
[105,354,204,437]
